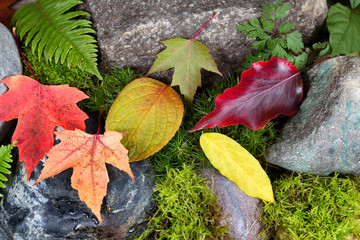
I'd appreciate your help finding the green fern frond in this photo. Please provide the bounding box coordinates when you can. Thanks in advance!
[11,0,103,79]
[0,142,16,197]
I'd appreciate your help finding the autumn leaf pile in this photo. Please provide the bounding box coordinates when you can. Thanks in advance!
[0,9,225,221]
[1,4,331,225]
[0,75,130,222]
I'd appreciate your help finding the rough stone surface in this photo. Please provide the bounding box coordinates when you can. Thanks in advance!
[201,168,264,240]
[0,117,156,239]
[0,23,22,144]
[267,56,360,175]
[79,0,327,84]
[10,0,36,10]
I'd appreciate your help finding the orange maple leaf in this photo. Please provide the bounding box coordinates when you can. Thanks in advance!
[0,75,89,180]
[35,129,134,223]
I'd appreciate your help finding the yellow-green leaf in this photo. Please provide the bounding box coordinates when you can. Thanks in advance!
[200,132,274,202]
[147,38,222,103]
[105,77,184,161]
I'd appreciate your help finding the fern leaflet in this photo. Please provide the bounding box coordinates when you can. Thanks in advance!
[0,142,16,197]
[11,0,102,79]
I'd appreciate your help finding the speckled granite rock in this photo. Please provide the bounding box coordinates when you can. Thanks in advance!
[267,56,360,175]
[79,0,328,84]
[201,168,265,240]
[0,117,156,239]
[0,23,22,144]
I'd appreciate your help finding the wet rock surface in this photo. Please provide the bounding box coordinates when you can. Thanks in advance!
[267,56,360,175]
[79,0,328,85]
[0,117,156,239]
[0,23,22,144]
[201,168,264,240]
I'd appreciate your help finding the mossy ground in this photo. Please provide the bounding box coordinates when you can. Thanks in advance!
[135,164,230,240]
[21,49,360,240]
[22,47,141,115]
[261,173,360,240]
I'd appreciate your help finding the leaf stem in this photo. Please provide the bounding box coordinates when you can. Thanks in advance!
[308,55,330,69]
[97,111,103,135]
[292,55,330,77]
[191,12,219,41]
[12,28,39,81]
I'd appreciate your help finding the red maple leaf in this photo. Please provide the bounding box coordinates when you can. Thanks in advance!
[0,75,89,180]
[190,57,303,131]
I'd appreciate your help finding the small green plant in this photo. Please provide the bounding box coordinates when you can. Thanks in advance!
[136,164,229,239]
[261,173,360,239]
[11,0,102,79]
[0,142,16,197]
[236,0,307,70]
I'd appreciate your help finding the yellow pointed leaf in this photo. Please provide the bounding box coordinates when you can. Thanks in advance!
[105,77,184,161]
[200,132,274,202]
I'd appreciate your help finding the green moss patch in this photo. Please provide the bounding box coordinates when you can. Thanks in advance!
[261,173,360,239]
[136,164,229,239]
[22,48,141,115]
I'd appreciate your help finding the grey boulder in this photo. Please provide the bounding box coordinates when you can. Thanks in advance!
[0,23,22,144]
[267,56,360,175]
[79,0,328,83]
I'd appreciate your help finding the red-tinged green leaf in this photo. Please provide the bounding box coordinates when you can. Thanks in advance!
[147,38,222,103]
[105,77,184,161]
[0,75,89,180]
[190,57,302,131]
[35,129,134,223]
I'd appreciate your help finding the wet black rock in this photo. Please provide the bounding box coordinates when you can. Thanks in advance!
[0,117,156,239]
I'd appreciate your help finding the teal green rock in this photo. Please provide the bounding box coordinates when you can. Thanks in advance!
[267,56,360,175]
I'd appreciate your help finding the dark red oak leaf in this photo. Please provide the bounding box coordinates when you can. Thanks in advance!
[190,57,303,131]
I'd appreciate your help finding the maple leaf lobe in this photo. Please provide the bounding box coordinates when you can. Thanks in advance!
[147,38,222,102]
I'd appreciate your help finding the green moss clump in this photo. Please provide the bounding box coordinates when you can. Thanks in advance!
[84,67,141,113]
[22,47,96,89]
[22,47,141,115]
[136,164,229,240]
[261,173,360,239]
